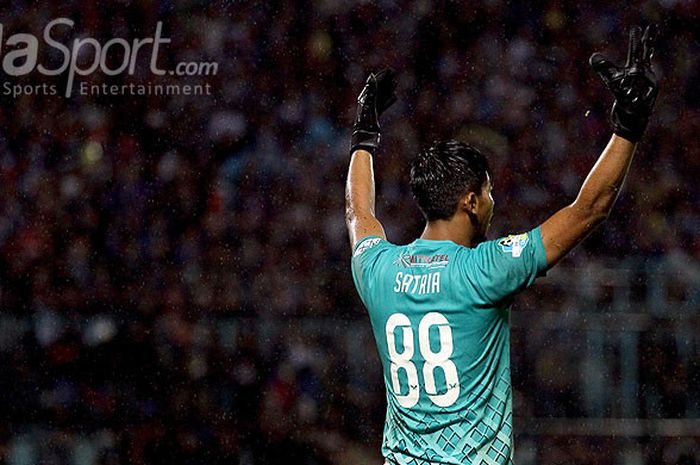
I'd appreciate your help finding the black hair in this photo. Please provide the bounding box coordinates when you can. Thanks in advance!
[409,140,490,221]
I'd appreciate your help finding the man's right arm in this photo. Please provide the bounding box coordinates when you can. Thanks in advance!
[540,135,635,266]
[539,26,658,267]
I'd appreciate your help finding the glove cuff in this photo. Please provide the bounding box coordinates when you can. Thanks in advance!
[612,128,641,144]
[350,129,381,155]
[610,101,649,144]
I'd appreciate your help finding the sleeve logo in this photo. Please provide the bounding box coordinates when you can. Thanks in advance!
[354,237,382,257]
[498,233,529,258]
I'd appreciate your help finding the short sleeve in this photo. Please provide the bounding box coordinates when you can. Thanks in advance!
[462,227,548,306]
[350,235,392,305]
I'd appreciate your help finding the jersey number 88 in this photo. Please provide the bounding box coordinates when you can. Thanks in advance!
[385,312,460,408]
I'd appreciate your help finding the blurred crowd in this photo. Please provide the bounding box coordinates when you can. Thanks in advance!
[0,0,699,464]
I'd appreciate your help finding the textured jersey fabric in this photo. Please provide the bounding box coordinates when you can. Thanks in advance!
[351,228,547,465]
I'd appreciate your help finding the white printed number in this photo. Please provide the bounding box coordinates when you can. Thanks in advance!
[385,312,460,408]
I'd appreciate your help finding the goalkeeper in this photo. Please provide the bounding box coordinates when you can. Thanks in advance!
[345,27,658,465]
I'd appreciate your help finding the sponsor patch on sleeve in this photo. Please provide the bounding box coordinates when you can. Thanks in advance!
[354,237,382,257]
[498,233,530,258]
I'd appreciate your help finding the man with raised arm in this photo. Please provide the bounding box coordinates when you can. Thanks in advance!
[345,26,658,465]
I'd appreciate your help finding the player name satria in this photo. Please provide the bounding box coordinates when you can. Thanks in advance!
[393,271,441,295]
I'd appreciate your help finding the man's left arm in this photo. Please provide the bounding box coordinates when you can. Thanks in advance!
[345,68,397,248]
[346,149,386,246]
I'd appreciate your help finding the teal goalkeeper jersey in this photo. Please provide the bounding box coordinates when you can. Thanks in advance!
[351,228,548,465]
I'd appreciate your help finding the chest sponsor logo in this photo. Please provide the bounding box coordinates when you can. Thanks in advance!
[393,252,449,269]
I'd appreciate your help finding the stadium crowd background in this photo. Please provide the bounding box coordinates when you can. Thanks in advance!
[0,1,699,464]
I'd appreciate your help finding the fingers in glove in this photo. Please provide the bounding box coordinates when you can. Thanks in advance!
[376,68,397,96]
[374,67,398,114]
[641,25,656,69]
[590,53,622,88]
[626,25,643,70]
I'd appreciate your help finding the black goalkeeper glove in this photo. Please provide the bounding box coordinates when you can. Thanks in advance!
[590,25,659,143]
[350,68,398,155]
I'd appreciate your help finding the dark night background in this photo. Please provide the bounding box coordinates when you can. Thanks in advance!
[0,1,698,464]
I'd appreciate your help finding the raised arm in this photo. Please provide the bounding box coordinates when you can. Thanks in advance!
[345,69,397,247]
[540,25,659,267]
[346,149,386,246]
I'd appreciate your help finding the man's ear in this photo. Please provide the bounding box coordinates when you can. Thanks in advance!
[461,192,479,215]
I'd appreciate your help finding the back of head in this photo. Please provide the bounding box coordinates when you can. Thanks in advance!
[409,140,490,221]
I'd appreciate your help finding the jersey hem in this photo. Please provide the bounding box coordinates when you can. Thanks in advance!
[531,226,549,276]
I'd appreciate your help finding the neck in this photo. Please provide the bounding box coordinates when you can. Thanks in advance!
[420,218,478,248]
